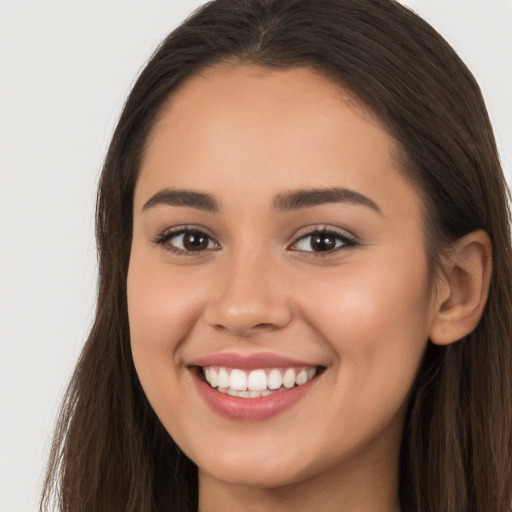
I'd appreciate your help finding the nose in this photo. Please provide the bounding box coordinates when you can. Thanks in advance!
[203,250,293,337]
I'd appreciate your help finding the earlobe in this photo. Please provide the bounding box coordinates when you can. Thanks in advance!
[429,230,492,346]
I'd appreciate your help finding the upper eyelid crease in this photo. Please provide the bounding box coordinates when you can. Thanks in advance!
[152,229,219,254]
[290,229,357,248]
[154,227,218,244]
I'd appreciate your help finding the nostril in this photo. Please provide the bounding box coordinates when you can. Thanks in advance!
[254,322,279,330]
[210,322,277,337]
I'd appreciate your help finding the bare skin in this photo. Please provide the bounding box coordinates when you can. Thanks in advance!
[127,64,491,512]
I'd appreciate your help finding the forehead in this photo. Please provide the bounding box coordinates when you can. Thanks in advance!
[146,64,383,161]
[136,64,422,221]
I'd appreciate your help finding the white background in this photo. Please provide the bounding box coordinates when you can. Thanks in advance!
[0,1,510,510]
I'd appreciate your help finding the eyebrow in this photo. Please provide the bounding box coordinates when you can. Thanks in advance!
[141,186,382,215]
[142,188,219,212]
[273,187,382,215]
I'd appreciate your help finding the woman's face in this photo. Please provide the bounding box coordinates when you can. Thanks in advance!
[128,65,438,490]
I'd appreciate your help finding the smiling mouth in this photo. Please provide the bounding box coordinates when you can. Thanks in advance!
[198,366,322,398]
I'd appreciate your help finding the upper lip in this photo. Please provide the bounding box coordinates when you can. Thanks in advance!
[189,351,322,370]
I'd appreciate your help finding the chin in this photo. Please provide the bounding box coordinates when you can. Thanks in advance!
[193,444,313,489]
[199,462,306,489]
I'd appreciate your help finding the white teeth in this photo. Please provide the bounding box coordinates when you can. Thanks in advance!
[230,369,248,390]
[201,365,319,397]
[295,369,308,386]
[282,368,296,389]
[267,368,283,389]
[217,368,229,388]
[247,369,267,391]
[209,367,218,388]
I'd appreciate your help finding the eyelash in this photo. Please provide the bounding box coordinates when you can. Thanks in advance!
[290,228,358,256]
[152,226,358,257]
[152,227,219,256]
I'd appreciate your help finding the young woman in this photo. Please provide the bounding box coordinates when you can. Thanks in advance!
[41,1,512,511]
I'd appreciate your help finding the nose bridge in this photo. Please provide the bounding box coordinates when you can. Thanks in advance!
[204,243,292,336]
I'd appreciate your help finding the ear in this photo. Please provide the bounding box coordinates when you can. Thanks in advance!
[429,230,492,346]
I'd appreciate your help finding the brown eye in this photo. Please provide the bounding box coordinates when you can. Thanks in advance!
[182,231,209,251]
[155,229,219,254]
[291,229,357,254]
[310,233,337,251]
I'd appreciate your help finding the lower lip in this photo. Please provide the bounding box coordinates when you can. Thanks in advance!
[192,368,319,421]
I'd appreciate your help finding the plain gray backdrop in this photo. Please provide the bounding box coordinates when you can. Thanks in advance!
[1,1,511,510]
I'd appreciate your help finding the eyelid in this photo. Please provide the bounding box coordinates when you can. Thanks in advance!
[151,224,358,257]
[288,226,358,254]
[152,225,220,254]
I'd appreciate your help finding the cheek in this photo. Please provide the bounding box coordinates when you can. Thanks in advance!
[297,256,432,387]
[126,255,203,379]
[126,255,210,439]
[297,265,432,447]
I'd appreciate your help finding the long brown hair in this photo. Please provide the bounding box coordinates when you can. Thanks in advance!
[41,1,512,510]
